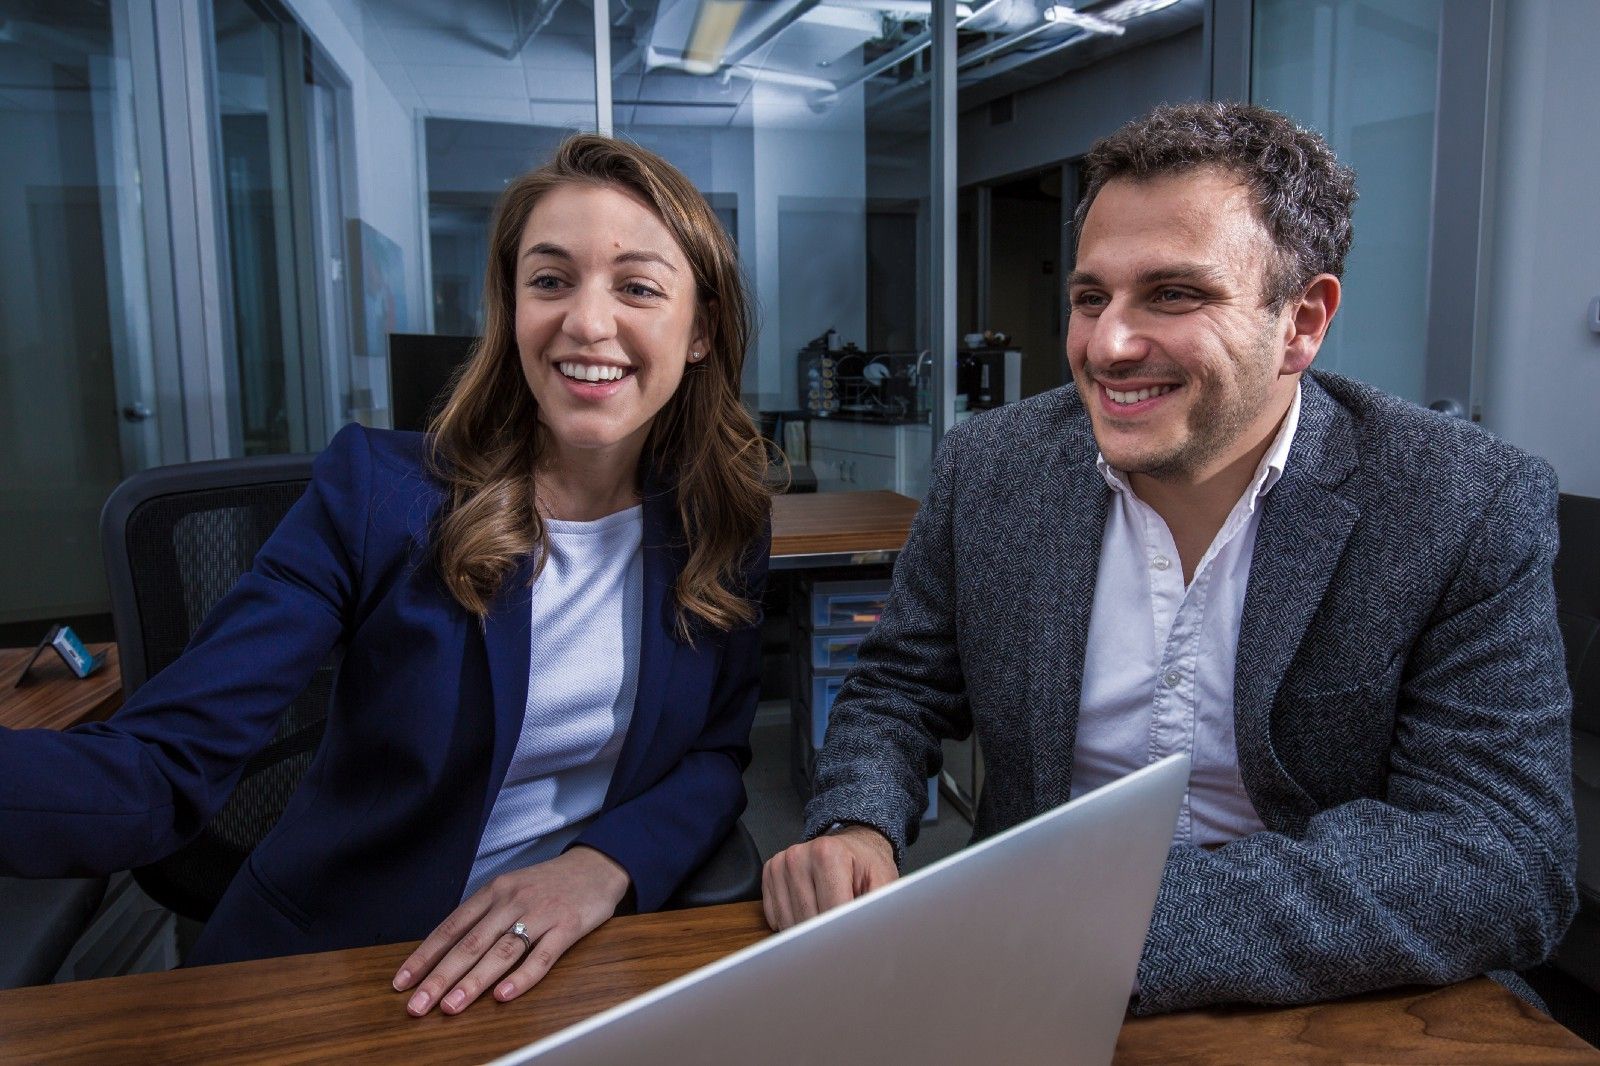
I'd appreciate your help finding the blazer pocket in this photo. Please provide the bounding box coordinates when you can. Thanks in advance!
[242,855,313,934]
[1280,646,1406,701]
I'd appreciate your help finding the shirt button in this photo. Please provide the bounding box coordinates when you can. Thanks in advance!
[1152,555,1171,571]
[1163,671,1182,688]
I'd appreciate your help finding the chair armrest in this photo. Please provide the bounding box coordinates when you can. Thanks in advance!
[0,876,108,989]
[662,819,762,911]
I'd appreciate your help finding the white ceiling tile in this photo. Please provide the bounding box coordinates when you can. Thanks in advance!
[405,63,528,98]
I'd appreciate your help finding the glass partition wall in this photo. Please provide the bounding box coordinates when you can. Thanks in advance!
[0,0,158,628]
[608,1,940,498]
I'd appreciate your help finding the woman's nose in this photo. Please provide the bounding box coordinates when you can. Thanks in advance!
[562,283,616,345]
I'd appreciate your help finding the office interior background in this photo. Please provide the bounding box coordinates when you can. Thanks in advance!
[2,0,1599,1006]
[3,0,1597,643]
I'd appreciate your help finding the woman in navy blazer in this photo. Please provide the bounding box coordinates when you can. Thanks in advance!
[0,136,771,1016]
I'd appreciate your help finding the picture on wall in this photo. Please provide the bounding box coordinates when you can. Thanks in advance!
[348,219,410,363]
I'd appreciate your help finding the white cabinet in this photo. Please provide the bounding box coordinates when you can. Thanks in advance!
[807,420,932,500]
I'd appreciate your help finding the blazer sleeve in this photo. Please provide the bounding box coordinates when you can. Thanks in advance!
[0,424,375,878]
[1134,456,1578,1014]
[801,433,973,860]
[573,525,772,913]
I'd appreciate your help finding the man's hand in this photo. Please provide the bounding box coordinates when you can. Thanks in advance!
[761,825,898,930]
[392,846,630,1015]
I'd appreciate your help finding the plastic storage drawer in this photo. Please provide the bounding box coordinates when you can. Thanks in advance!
[806,579,890,631]
[809,630,868,670]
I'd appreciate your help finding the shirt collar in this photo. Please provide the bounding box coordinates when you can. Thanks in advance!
[1096,381,1303,502]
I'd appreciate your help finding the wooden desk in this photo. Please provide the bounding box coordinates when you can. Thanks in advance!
[769,490,919,569]
[0,643,121,731]
[0,901,1590,1065]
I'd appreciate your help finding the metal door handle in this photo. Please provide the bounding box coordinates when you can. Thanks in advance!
[122,402,154,422]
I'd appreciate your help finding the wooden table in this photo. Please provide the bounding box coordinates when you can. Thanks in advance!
[0,901,1590,1065]
[0,642,121,731]
[769,489,919,569]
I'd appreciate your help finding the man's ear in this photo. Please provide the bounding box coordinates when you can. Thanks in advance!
[1282,274,1340,376]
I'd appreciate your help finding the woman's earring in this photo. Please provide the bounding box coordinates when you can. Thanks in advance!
[690,350,703,362]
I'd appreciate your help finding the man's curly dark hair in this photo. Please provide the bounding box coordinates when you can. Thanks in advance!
[1074,101,1358,310]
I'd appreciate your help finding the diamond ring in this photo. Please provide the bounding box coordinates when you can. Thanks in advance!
[507,921,533,952]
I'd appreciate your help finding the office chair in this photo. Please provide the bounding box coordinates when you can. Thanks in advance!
[101,454,328,922]
[1553,492,1600,992]
[100,453,761,925]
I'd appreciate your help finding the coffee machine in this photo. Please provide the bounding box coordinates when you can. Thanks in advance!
[957,347,1022,410]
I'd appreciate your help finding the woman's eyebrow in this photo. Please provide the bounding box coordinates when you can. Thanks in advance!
[519,244,678,273]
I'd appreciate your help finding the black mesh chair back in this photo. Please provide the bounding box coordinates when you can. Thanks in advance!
[100,454,331,922]
[1554,493,1600,996]
[1557,494,1600,736]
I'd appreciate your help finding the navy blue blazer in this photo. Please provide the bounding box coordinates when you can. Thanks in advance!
[0,425,768,965]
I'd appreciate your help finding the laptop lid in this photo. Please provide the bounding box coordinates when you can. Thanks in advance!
[494,753,1188,1066]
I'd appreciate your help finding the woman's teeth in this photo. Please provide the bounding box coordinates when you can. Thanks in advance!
[1106,384,1176,405]
[558,362,626,383]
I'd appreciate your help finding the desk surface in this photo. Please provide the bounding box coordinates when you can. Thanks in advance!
[769,489,918,566]
[0,642,121,731]
[0,901,1591,1065]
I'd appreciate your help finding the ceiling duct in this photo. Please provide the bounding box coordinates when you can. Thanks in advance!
[645,0,823,75]
[960,0,1046,34]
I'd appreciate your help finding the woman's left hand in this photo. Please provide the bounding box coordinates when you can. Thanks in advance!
[392,846,631,1016]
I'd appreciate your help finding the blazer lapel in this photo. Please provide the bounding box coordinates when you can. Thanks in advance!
[604,483,682,804]
[479,553,537,830]
[1233,376,1359,830]
[1029,399,1111,810]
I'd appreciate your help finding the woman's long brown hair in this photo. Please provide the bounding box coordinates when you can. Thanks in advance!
[427,135,769,635]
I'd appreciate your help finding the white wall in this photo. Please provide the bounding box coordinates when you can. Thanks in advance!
[281,0,426,363]
[1481,0,1600,497]
[750,81,869,408]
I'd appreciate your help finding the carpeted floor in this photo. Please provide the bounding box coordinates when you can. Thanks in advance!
[740,704,973,873]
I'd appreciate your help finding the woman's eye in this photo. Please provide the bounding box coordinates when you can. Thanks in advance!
[623,282,663,299]
[527,275,563,291]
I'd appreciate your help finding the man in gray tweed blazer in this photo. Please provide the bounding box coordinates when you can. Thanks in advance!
[762,102,1576,1015]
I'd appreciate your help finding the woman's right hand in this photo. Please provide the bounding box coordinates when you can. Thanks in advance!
[392,846,631,1016]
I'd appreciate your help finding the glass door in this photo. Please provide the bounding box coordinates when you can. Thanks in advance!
[1252,0,1444,405]
[212,0,324,454]
[0,0,159,628]
[608,0,937,501]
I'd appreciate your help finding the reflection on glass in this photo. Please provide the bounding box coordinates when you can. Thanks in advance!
[403,0,597,344]
[610,1,935,498]
[426,120,574,337]
[0,0,152,623]
[1253,0,1442,403]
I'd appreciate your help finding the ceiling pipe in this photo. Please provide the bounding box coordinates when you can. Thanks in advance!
[866,0,1194,110]
[719,0,825,68]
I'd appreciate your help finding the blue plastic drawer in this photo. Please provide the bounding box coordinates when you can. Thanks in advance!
[809,671,847,749]
[811,631,867,669]
[801,667,939,823]
[807,579,890,631]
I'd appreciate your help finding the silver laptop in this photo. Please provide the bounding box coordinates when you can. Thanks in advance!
[495,753,1189,1066]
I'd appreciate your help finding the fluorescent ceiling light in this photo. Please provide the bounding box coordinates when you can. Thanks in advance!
[684,0,746,75]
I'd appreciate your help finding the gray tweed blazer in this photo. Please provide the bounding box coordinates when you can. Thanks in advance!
[804,371,1577,1015]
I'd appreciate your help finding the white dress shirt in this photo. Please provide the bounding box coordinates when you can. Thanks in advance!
[1069,385,1302,848]
[464,506,643,899]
